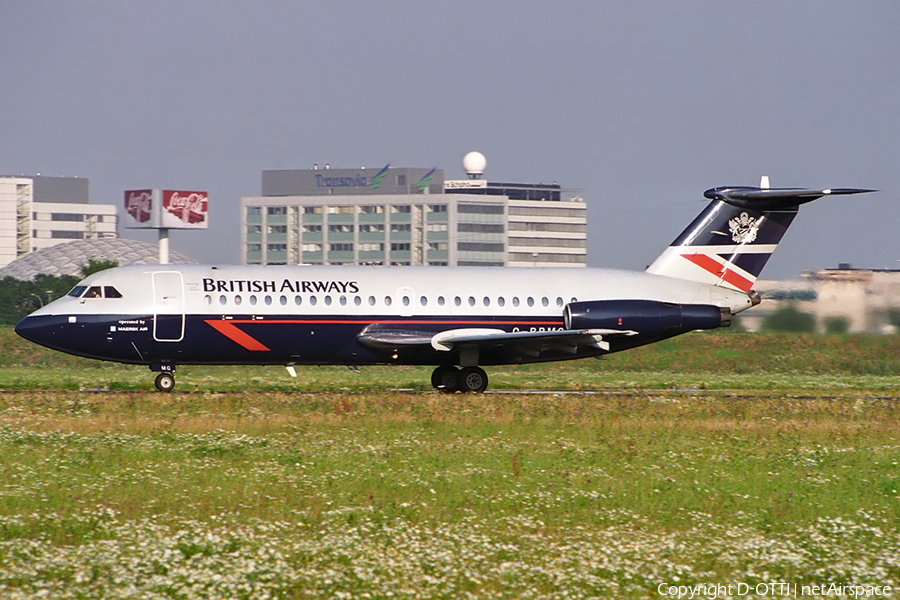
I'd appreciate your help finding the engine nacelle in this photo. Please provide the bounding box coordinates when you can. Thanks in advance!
[563,299,731,334]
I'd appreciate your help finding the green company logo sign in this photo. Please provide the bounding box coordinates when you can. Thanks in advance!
[418,167,436,192]
[370,164,390,189]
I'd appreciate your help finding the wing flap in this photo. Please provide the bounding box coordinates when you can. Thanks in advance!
[430,327,638,354]
[357,326,638,357]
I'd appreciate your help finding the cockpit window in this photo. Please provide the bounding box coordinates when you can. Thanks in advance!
[72,285,123,299]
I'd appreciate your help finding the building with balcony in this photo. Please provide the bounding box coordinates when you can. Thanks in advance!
[0,176,117,268]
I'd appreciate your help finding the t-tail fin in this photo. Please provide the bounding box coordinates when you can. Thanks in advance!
[646,182,874,292]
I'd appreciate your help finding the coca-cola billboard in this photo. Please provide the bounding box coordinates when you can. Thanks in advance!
[124,189,153,224]
[161,190,208,229]
[123,188,209,229]
[123,189,159,228]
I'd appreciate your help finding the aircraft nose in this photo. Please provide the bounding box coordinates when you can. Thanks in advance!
[14,315,58,349]
[15,315,42,345]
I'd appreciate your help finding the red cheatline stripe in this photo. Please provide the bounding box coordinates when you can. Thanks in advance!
[222,319,563,325]
[204,318,565,352]
[205,320,270,351]
[681,254,754,293]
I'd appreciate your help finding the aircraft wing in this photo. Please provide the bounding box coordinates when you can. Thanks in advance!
[358,326,638,355]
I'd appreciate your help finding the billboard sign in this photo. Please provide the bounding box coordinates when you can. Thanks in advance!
[123,189,208,229]
[124,189,158,228]
[161,190,208,228]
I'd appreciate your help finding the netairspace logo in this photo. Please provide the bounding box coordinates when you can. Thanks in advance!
[657,582,892,598]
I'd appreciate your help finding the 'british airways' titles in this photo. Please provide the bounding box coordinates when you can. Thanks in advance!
[202,278,360,294]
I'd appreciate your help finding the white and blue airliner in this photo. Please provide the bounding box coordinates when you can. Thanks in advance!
[15,184,873,392]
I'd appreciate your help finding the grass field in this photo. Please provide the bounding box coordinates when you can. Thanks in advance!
[1,328,899,598]
[4,327,900,392]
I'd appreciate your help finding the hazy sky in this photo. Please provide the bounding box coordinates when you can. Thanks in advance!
[2,1,898,279]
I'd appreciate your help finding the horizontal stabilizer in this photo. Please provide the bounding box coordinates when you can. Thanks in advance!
[704,186,876,210]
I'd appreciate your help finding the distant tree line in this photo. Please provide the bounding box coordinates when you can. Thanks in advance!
[760,304,817,333]
[759,305,881,335]
[0,259,118,326]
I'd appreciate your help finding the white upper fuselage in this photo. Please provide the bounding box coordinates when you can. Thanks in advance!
[31,264,756,319]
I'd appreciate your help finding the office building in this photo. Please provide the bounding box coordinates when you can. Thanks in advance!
[0,176,117,268]
[240,158,586,267]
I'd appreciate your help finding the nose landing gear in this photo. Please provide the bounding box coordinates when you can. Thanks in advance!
[154,372,176,392]
[151,364,176,392]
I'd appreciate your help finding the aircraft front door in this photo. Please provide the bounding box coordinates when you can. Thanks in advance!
[152,271,185,342]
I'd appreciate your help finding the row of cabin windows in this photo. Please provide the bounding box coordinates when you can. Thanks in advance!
[65,283,569,307]
[203,294,573,309]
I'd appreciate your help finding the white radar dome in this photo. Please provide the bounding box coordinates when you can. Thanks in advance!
[463,151,487,179]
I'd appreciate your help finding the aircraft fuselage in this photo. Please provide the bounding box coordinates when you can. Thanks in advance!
[15,264,751,371]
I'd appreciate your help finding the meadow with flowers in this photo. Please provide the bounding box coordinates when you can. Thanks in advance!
[1,329,899,598]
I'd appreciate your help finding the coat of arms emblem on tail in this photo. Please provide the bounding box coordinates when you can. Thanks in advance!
[728,212,758,243]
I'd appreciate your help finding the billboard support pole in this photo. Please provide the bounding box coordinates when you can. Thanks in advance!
[159,228,169,264]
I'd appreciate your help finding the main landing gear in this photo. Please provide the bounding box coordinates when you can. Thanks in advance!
[431,365,488,393]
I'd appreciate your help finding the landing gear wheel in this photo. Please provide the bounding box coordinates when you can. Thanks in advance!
[459,367,488,393]
[431,365,460,393]
[155,372,175,393]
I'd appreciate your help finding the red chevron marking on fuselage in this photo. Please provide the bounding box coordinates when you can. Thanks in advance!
[680,253,754,293]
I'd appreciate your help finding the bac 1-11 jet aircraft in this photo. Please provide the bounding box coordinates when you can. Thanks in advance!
[15,183,873,392]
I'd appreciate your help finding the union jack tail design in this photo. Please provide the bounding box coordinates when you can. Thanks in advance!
[646,181,874,292]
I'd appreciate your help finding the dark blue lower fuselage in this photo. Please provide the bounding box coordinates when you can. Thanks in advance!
[16,312,643,368]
